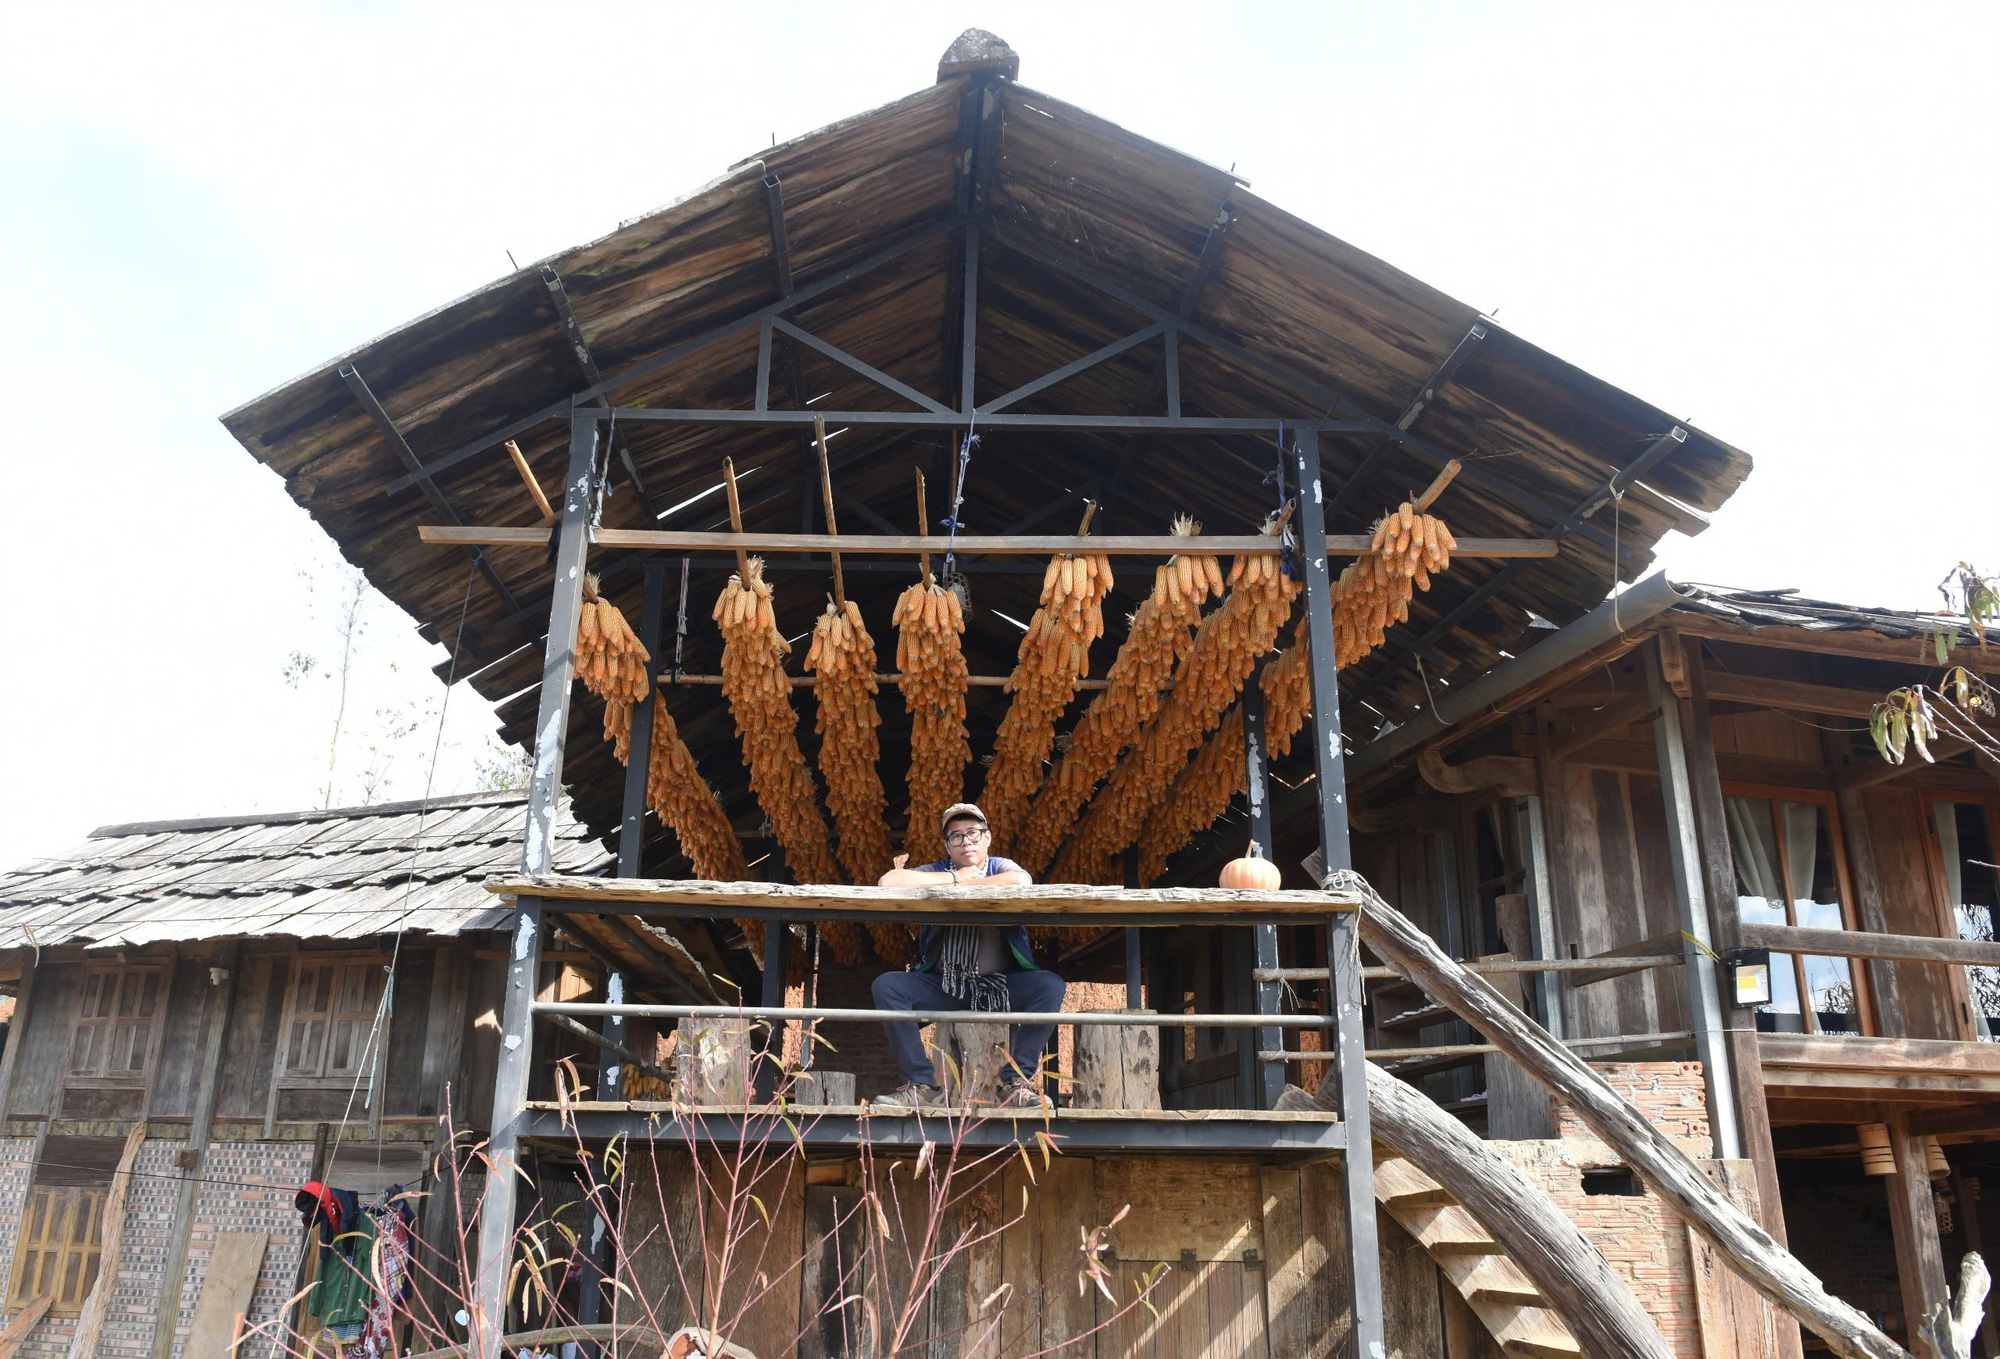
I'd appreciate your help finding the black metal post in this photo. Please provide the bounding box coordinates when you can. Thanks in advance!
[1244,656,1286,1110]
[1292,425,1384,1354]
[1121,847,1142,1009]
[756,921,788,1103]
[476,408,600,1354]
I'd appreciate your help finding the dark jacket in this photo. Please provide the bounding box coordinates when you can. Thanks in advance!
[911,855,1038,972]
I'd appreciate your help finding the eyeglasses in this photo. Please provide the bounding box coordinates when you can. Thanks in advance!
[943,827,988,846]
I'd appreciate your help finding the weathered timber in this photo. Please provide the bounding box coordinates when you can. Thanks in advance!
[1280,1071,1669,1359]
[67,1124,147,1359]
[490,873,1360,919]
[1738,922,2000,970]
[418,525,1560,557]
[1070,1011,1161,1110]
[1342,875,1916,1359]
[0,1298,51,1359]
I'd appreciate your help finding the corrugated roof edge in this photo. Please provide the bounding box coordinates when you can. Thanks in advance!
[89,790,528,840]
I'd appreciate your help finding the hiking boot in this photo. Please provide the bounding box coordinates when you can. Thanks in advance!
[996,1076,1053,1112]
[873,1080,949,1111]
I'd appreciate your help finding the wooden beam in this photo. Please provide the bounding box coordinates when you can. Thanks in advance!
[68,1124,147,1359]
[1757,1034,2000,1080]
[1884,1112,1949,1354]
[1280,1070,1676,1359]
[417,525,1561,558]
[1739,923,2000,970]
[1345,875,1915,1359]
[1838,739,1979,793]
[1566,931,1687,988]
[1672,615,2000,675]
[1549,691,1659,761]
[1910,1104,2000,1138]
[1702,670,1882,720]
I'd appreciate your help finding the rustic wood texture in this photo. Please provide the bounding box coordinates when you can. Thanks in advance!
[617,1148,705,1339]
[1070,1011,1161,1111]
[493,874,1359,918]
[1687,1163,1788,1359]
[1346,878,1915,1359]
[700,1150,808,1359]
[1259,1162,1347,1359]
[933,1021,1011,1104]
[0,1297,51,1359]
[66,1123,146,1359]
[1097,1159,1262,1263]
[181,1231,268,1359]
[1885,1113,1950,1352]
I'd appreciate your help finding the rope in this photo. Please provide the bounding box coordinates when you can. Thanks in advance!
[942,424,977,576]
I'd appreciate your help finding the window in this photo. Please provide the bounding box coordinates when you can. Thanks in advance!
[7,1186,104,1314]
[1724,790,1865,1035]
[67,966,163,1081]
[280,958,386,1081]
[1933,798,2000,1040]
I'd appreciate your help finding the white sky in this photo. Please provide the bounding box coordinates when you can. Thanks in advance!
[1,2,1994,870]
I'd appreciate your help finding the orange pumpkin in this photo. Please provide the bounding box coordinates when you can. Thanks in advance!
[1219,844,1282,890]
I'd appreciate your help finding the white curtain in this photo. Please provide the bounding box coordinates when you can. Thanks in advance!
[1725,796,1802,1027]
[1937,800,1999,1039]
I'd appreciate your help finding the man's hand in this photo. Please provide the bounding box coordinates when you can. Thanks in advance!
[892,854,908,870]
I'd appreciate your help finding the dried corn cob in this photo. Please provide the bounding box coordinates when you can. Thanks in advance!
[893,574,970,868]
[979,548,1114,855]
[1015,517,1215,875]
[643,695,749,883]
[573,574,653,754]
[1134,627,1314,881]
[1330,502,1457,668]
[806,596,900,961]
[1052,514,1299,883]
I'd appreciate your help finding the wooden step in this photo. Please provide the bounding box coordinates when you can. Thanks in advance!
[1436,1252,1545,1307]
[1372,1157,1455,1208]
[1471,1300,1583,1357]
[1394,1202,1505,1255]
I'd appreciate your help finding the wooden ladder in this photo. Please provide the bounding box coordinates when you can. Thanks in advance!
[1373,1153,1583,1358]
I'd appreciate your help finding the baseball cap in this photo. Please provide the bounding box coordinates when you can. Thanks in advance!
[940,802,988,834]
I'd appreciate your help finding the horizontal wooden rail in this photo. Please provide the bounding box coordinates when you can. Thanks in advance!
[419,525,1561,558]
[1739,921,2000,968]
[1266,956,1685,983]
[661,671,1112,690]
[1264,1031,1696,1063]
[536,1001,1335,1029]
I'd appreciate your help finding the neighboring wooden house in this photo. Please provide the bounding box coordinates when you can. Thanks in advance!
[0,792,608,1359]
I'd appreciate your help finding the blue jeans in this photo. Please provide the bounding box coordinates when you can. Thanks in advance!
[871,968,1067,1086]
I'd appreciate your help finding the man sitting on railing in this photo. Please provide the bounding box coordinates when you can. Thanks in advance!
[871,802,1065,1111]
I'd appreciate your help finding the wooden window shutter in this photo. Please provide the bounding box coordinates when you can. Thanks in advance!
[8,1185,105,1315]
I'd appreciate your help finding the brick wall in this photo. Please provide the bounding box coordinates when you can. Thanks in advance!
[1496,1061,1745,1359]
[0,1138,315,1359]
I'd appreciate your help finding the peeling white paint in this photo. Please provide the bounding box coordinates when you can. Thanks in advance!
[513,912,536,959]
[504,1033,522,1051]
[1312,477,1322,504]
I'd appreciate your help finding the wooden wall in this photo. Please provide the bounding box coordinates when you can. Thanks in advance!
[612,1150,1491,1358]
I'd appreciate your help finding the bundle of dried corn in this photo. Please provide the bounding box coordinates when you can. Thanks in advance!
[892,575,970,862]
[1014,519,1217,875]
[573,574,653,756]
[1331,498,1456,667]
[979,549,1114,854]
[1134,629,1314,881]
[643,695,749,882]
[805,597,901,961]
[1051,518,1299,883]
[713,557,842,887]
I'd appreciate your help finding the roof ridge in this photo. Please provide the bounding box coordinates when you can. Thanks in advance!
[88,790,528,840]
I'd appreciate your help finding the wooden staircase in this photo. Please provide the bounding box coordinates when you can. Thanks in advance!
[1373,1153,1583,1357]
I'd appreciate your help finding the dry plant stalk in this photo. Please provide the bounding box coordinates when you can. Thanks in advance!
[1135,627,1313,881]
[1014,517,1215,876]
[714,558,844,962]
[574,574,653,756]
[1331,499,1455,667]
[805,597,897,964]
[980,549,1114,855]
[1053,516,1300,884]
[643,695,749,883]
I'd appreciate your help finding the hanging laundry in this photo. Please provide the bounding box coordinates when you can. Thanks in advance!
[293,1182,415,1359]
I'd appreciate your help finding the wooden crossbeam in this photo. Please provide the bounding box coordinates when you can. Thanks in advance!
[418,525,1560,558]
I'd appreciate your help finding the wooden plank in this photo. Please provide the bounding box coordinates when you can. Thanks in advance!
[418,524,1562,558]
[1670,615,2000,675]
[1258,1162,1346,1359]
[1343,879,1912,1359]
[1739,922,2000,971]
[181,1232,268,1359]
[66,1123,147,1359]
[1379,1212,1445,1359]
[954,1165,1005,1359]
[1885,1113,1949,1352]
[617,1148,702,1338]
[1035,1157,1094,1352]
[1686,1162,1786,1359]
[700,1150,806,1359]
[495,874,1361,917]
[798,1183,863,1359]
[1757,1033,2000,1078]
[1702,670,1883,720]
[998,1160,1037,1358]
[0,1297,51,1359]
[1097,1159,1262,1262]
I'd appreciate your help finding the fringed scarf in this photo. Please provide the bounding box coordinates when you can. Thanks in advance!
[936,927,1010,1012]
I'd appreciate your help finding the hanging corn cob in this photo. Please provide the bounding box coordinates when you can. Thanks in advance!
[805,597,901,961]
[978,547,1114,855]
[573,574,653,756]
[1134,627,1314,881]
[643,695,750,882]
[1331,497,1456,668]
[892,574,970,864]
[1052,513,1299,884]
[1014,517,1216,876]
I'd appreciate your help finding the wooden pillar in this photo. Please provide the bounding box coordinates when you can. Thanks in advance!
[1645,635,1741,1159]
[149,942,241,1359]
[476,408,599,1354]
[1681,637,1796,1247]
[1886,1112,1949,1353]
[0,958,37,1123]
[1292,425,1385,1356]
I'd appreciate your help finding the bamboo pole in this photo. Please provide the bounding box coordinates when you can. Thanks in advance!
[507,440,557,525]
[914,467,930,579]
[721,459,751,582]
[814,417,844,605]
